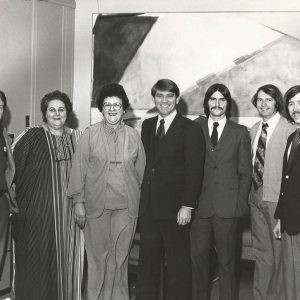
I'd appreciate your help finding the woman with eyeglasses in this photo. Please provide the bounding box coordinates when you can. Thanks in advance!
[12,91,83,300]
[67,83,146,300]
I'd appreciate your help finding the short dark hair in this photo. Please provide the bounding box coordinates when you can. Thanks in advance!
[151,79,180,98]
[284,85,300,122]
[0,90,7,109]
[203,83,232,118]
[251,84,283,113]
[40,90,73,122]
[96,83,130,112]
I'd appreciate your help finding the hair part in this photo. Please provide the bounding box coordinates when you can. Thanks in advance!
[251,84,283,113]
[40,90,73,122]
[151,79,180,98]
[96,83,130,112]
[203,83,232,118]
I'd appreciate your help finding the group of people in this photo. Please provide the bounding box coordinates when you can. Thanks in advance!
[0,79,299,300]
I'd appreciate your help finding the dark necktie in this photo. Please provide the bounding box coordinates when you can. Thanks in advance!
[253,123,268,190]
[211,122,219,148]
[157,119,165,140]
[288,128,300,168]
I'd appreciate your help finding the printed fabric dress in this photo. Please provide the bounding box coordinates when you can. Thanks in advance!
[12,126,83,300]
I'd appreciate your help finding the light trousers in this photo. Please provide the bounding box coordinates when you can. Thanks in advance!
[84,208,137,300]
[250,187,283,300]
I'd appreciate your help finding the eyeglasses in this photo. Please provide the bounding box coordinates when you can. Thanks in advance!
[103,103,123,111]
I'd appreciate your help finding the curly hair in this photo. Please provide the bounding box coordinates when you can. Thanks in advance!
[40,90,73,122]
[96,83,130,112]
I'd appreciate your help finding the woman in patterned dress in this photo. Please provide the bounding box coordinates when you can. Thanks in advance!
[12,91,83,300]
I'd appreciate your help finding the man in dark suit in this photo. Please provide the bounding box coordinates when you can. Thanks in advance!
[274,85,300,300]
[191,83,252,300]
[0,91,17,280]
[136,79,206,300]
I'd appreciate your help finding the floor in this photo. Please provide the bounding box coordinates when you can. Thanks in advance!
[0,261,254,300]
[128,260,254,300]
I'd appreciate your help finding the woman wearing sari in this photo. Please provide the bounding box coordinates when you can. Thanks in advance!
[12,91,83,300]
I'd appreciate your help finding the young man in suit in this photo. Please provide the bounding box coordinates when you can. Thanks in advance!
[274,85,300,300]
[136,79,206,300]
[0,91,17,280]
[191,83,252,300]
[249,84,294,300]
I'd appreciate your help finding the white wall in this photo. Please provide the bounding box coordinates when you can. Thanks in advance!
[0,0,75,136]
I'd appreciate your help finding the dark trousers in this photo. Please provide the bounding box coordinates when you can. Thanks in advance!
[137,212,192,300]
[0,193,9,279]
[190,215,237,300]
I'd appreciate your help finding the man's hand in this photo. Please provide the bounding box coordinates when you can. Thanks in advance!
[273,220,281,240]
[177,206,192,226]
[74,203,86,229]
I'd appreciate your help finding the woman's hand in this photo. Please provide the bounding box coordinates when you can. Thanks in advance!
[74,203,86,229]
[273,220,281,240]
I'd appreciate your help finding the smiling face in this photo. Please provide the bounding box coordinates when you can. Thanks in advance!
[153,90,179,118]
[102,96,124,127]
[288,92,300,124]
[46,99,67,131]
[256,90,277,122]
[208,90,228,121]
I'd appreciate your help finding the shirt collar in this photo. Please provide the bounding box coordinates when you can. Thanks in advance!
[157,110,177,133]
[260,112,280,129]
[208,115,227,128]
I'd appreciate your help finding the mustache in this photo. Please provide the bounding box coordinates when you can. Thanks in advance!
[211,106,223,110]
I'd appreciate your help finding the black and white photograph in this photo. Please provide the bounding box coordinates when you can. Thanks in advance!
[1,1,300,299]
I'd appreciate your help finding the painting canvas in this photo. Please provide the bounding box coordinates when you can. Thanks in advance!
[91,12,300,130]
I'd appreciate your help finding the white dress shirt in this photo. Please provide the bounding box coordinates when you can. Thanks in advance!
[156,110,177,134]
[208,115,227,141]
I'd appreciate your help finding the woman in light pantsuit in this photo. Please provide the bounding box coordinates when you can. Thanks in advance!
[68,83,145,300]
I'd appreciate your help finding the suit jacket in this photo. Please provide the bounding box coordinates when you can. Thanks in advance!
[139,113,206,220]
[274,130,300,235]
[195,118,252,218]
[3,128,18,213]
[250,116,294,202]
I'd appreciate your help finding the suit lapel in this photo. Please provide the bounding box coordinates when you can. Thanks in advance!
[214,120,235,155]
[287,130,298,171]
[154,114,183,164]
[202,121,212,148]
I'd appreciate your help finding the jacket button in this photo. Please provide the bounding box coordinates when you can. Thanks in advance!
[285,175,289,179]
[151,168,155,172]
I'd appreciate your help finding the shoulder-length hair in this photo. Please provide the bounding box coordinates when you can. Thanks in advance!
[203,83,232,118]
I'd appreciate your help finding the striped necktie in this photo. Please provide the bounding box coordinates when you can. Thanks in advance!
[253,123,268,190]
